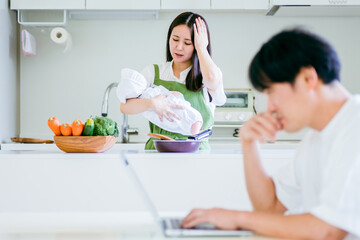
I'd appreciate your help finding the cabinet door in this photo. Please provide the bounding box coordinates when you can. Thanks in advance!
[86,0,160,10]
[212,0,269,10]
[161,0,210,9]
[10,0,85,9]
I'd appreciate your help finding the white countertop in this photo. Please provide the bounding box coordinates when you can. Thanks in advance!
[0,145,296,239]
[0,211,280,240]
[0,141,299,155]
[0,141,299,151]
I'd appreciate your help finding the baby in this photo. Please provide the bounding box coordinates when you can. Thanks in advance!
[116,68,203,136]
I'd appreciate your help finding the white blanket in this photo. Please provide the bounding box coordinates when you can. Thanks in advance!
[117,68,203,136]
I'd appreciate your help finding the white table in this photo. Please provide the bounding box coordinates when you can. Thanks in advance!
[0,147,296,240]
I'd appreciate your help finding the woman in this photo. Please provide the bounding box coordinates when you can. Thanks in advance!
[120,12,226,150]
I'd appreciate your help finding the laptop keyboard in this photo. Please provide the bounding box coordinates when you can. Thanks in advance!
[165,218,182,229]
[164,218,216,230]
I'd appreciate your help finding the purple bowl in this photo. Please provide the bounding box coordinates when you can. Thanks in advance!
[153,140,201,153]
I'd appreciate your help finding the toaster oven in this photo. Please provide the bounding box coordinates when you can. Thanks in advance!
[214,88,255,125]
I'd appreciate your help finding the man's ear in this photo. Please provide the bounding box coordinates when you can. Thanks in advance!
[301,66,319,90]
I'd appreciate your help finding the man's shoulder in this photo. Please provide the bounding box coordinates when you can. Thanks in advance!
[350,94,360,108]
[323,94,360,149]
[343,94,360,123]
[325,94,360,131]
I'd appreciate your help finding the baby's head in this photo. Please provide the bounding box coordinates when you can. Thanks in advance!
[121,68,148,92]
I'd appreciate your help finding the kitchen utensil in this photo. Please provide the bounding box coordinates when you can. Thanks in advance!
[148,129,212,141]
[54,136,117,153]
[187,128,212,140]
[11,137,54,144]
[147,133,175,141]
[152,129,212,153]
[153,140,201,153]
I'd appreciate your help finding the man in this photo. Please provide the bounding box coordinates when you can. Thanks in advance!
[181,28,360,239]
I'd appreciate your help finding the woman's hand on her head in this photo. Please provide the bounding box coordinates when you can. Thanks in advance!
[181,208,245,230]
[193,17,209,52]
[152,95,183,122]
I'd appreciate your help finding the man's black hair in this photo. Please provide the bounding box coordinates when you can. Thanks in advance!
[249,28,341,91]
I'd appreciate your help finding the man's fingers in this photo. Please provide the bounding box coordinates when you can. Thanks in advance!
[182,217,206,229]
[251,119,276,141]
[247,124,268,142]
[182,209,203,224]
[263,112,281,129]
[240,112,280,142]
[253,118,277,140]
[260,112,278,126]
[181,209,207,229]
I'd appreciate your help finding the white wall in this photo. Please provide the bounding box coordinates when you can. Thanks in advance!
[18,11,360,141]
[0,0,18,144]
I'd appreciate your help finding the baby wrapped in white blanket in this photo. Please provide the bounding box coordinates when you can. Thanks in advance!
[116,68,203,136]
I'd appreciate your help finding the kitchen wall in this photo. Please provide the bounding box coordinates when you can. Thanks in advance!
[0,0,18,144]
[18,11,360,142]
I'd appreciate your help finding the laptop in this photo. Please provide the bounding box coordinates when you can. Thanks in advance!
[121,154,253,237]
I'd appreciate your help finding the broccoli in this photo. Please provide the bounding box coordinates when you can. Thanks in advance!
[92,116,119,137]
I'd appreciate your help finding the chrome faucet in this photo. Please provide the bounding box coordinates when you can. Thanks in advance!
[101,82,138,143]
[101,82,119,116]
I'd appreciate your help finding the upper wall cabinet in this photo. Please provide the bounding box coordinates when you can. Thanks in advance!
[10,0,85,9]
[86,0,160,10]
[11,0,269,11]
[212,0,269,10]
[161,0,210,9]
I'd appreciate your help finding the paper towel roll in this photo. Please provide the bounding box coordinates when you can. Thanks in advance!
[50,27,72,53]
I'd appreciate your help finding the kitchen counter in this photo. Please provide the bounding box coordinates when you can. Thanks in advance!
[0,141,299,151]
[0,148,295,239]
[0,231,280,240]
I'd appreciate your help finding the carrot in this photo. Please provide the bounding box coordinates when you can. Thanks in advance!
[47,116,62,136]
[72,119,84,136]
[60,123,72,136]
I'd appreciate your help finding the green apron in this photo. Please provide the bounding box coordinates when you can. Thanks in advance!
[145,64,214,150]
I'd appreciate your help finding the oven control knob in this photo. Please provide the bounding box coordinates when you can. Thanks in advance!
[238,113,246,121]
[225,113,232,120]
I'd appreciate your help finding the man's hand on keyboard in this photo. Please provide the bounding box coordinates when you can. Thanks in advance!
[181,208,243,230]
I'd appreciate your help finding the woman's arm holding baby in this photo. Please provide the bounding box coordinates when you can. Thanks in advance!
[120,98,153,114]
[120,95,183,122]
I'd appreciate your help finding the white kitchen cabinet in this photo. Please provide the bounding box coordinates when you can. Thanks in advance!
[0,149,294,214]
[86,0,160,10]
[10,0,85,9]
[212,0,269,10]
[161,0,210,10]
[272,0,360,4]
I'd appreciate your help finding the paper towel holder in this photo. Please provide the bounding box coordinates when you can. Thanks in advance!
[17,10,67,26]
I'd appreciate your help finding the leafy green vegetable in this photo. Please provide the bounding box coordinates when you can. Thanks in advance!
[92,116,119,137]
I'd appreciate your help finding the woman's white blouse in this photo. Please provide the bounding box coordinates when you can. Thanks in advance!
[141,61,226,115]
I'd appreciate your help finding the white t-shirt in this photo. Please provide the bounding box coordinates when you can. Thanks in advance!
[272,95,360,239]
[141,61,227,115]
